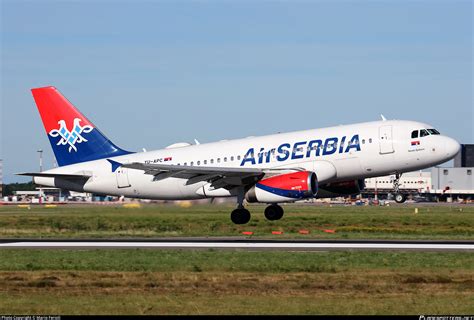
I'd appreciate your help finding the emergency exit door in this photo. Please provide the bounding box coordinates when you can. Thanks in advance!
[379,125,394,154]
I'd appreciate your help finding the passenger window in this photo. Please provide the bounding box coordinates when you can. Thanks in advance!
[231,156,234,161]
[210,159,214,164]
[411,130,419,139]
[224,157,227,162]
[190,161,194,166]
[237,155,241,160]
[369,138,372,143]
[204,160,207,165]
[197,161,200,165]
[362,139,365,144]
[420,129,429,137]
[217,158,221,163]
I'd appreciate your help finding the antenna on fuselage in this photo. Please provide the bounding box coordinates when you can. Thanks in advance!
[380,114,387,121]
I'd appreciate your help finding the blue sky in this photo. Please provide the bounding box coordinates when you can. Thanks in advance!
[1,0,472,183]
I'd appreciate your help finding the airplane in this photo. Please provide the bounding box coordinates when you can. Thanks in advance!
[19,86,461,224]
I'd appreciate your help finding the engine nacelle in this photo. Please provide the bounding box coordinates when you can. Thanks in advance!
[246,171,318,203]
[317,179,365,198]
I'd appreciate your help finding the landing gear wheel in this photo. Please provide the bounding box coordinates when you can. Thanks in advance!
[264,204,284,221]
[230,208,251,224]
[395,193,406,203]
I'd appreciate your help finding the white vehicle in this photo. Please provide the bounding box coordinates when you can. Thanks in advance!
[20,86,461,224]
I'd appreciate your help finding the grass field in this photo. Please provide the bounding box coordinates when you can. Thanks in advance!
[0,203,473,314]
[0,250,473,315]
[0,203,473,239]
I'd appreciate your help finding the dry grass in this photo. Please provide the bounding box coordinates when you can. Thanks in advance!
[1,270,473,314]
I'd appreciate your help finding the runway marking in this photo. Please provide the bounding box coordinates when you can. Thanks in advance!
[0,241,472,251]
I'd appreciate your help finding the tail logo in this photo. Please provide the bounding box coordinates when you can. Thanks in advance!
[49,118,94,152]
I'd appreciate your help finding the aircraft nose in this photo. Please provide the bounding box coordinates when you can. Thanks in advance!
[442,136,461,159]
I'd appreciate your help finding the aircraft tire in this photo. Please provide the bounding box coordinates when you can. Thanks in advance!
[230,208,251,224]
[394,193,407,203]
[264,204,284,221]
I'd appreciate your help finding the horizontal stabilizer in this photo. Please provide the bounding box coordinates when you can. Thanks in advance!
[16,172,92,179]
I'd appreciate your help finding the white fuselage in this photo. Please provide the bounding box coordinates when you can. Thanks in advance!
[34,119,460,200]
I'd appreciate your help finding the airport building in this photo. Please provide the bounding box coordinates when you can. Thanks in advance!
[454,144,474,167]
[431,167,473,195]
[364,167,474,201]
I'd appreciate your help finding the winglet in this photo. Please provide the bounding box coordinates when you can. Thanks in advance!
[107,159,122,172]
[380,114,387,121]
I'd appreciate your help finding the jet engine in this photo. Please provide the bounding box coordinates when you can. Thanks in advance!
[245,171,318,203]
[317,179,365,198]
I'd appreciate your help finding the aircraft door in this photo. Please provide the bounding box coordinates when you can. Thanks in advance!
[379,125,394,154]
[116,165,131,188]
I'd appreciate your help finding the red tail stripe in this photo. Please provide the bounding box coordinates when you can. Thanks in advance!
[31,86,93,133]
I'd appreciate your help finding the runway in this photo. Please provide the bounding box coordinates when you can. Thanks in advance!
[0,238,473,251]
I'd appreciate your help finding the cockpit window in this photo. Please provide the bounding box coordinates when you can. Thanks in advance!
[427,129,440,135]
[413,128,440,138]
[420,129,429,137]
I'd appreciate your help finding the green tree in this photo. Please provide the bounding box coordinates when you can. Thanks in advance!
[4,182,37,196]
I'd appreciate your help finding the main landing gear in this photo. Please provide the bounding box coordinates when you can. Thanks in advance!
[230,204,285,224]
[264,204,284,221]
[230,190,284,224]
[393,173,407,204]
[230,189,285,224]
[231,207,251,224]
[231,188,251,224]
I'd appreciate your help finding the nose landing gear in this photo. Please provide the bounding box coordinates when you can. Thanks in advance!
[393,173,407,203]
[394,193,407,203]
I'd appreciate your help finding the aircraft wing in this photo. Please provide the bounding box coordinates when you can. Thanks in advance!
[121,162,303,189]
